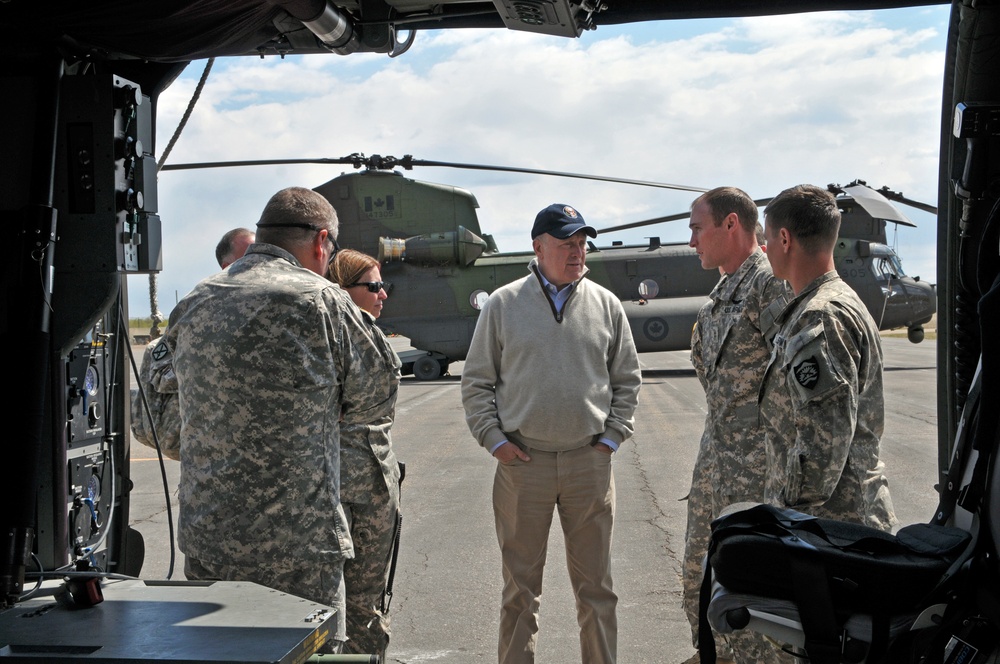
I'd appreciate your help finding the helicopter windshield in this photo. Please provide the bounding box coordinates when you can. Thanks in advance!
[871,244,907,279]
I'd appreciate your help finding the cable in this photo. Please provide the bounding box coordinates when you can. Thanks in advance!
[120,301,177,579]
[17,553,44,601]
[877,274,890,329]
[79,451,112,565]
[85,304,124,564]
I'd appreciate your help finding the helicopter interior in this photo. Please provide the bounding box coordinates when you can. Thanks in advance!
[1,1,998,661]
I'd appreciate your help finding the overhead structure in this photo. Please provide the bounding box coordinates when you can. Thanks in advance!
[1,0,947,62]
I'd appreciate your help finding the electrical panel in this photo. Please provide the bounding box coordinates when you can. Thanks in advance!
[28,70,152,579]
[492,0,601,37]
[36,308,131,576]
[57,73,159,274]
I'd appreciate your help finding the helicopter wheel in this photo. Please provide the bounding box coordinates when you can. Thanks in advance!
[413,355,442,381]
[907,325,925,344]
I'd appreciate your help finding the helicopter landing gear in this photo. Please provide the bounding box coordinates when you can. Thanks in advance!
[413,355,442,381]
[908,325,925,344]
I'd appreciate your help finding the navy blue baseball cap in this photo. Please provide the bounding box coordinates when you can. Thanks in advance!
[531,204,598,240]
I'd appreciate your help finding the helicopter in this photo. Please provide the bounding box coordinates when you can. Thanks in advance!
[299,159,937,379]
[163,154,936,380]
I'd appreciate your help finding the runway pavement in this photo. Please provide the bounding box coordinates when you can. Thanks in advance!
[127,337,940,663]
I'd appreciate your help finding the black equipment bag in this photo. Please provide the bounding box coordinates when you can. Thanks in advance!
[711,505,971,612]
[699,504,973,664]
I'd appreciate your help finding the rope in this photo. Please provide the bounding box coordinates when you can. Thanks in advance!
[147,273,164,340]
[146,58,215,328]
[157,58,215,172]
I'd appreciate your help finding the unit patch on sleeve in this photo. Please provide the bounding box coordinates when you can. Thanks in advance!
[793,356,820,390]
[151,340,169,361]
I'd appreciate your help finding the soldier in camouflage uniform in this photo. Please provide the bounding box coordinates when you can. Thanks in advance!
[327,249,402,660]
[130,228,254,460]
[214,227,255,269]
[166,188,373,653]
[760,184,895,531]
[130,336,182,460]
[683,187,792,664]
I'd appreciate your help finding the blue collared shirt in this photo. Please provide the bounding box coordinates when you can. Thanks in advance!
[539,273,575,314]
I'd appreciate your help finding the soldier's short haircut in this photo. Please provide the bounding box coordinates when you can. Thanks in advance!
[692,186,758,234]
[215,227,255,267]
[764,184,841,255]
[327,249,379,289]
[256,187,339,249]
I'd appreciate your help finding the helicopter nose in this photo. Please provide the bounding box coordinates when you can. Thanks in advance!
[915,281,936,319]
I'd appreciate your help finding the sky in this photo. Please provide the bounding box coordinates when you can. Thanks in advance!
[130,5,951,320]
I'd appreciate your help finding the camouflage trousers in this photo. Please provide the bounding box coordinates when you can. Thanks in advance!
[342,475,401,661]
[184,554,347,653]
[682,447,795,664]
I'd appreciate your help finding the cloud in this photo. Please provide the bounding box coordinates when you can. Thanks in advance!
[132,7,948,319]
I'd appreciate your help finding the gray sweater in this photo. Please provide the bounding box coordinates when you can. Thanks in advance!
[461,262,642,453]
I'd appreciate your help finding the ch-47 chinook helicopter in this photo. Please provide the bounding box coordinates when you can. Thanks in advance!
[299,157,937,379]
[165,154,937,380]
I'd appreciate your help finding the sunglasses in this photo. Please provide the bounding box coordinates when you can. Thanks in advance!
[349,281,390,293]
[327,239,342,265]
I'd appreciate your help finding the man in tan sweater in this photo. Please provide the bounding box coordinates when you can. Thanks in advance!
[462,203,642,664]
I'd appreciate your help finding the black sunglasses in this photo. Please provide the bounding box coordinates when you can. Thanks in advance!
[348,281,390,293]
[327,239,342,265]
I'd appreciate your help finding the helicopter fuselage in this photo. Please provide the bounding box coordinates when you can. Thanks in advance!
[316,171,935,376]
[376,237,936,369]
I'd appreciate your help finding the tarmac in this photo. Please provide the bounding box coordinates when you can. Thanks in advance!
[127,336,940,663]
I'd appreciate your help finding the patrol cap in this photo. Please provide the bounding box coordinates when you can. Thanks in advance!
[531,204,598,240]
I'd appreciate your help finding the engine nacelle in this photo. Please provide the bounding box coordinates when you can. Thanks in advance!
[378,226,487,266]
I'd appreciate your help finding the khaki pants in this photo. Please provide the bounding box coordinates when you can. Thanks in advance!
[493,444,617,664]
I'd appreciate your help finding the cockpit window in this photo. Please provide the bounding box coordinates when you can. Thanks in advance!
[873,254,906,279]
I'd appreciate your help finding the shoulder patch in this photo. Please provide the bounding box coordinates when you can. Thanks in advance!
[793,356,820,390]
[151,340,169,361]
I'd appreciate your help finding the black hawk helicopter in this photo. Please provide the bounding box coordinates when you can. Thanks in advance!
[165,154,937,380]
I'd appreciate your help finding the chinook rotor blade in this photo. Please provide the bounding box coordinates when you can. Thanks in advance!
[161,152,709,193]
[828,182,922,228]
[159,155,368,171]
[406,158,710,193]
[598,180,938,236]
[595,198,772,234]
[830,180,935,222]
[874,186,938,215]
